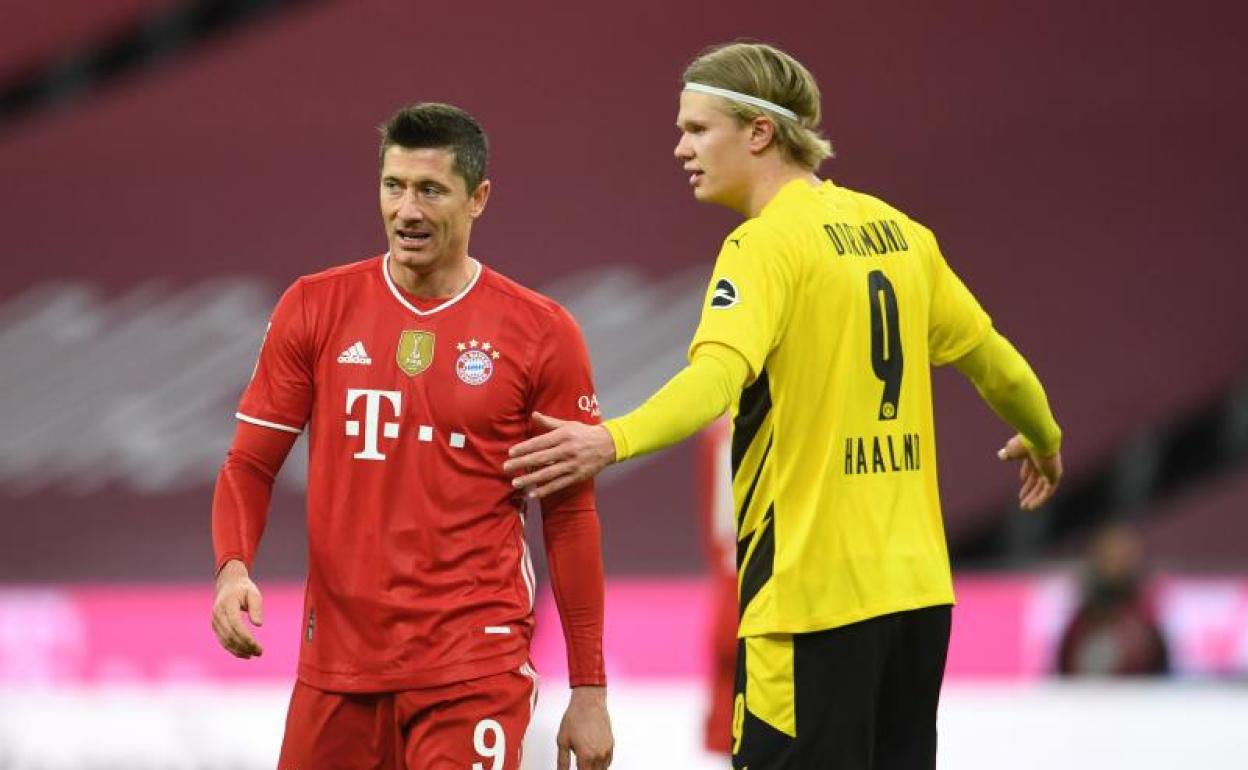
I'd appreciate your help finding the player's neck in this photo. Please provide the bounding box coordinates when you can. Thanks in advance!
[388,254,478,300]
[741,163,820,218]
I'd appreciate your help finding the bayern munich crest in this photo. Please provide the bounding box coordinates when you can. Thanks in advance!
[455,339,499,385]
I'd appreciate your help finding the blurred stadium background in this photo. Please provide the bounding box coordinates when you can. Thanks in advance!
[2,0,1246,767]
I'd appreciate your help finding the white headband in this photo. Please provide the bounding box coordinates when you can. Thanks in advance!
[683,82,799,121]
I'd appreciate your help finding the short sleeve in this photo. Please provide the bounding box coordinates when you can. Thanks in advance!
[688,221,792,379]
[236,280,315,433]
[924,229,993,366]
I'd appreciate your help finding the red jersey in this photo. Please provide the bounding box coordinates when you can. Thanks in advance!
[235,254,600,692]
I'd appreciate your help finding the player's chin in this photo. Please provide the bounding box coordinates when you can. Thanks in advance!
[691,183,721,205]
[390,244,435,266]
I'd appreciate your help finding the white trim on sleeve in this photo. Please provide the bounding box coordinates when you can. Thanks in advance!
[235,412,304,434]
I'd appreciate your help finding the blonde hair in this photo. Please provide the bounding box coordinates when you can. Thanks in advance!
[683,42,833,170]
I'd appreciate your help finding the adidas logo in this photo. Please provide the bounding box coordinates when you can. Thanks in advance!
[336,341,372,365]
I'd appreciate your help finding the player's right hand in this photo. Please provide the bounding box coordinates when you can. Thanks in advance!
[211,559,265,659]
[505,412,617,500]
[998,434,1062,511]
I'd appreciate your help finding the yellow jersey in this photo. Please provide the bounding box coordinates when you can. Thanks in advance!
[689,178,992,636]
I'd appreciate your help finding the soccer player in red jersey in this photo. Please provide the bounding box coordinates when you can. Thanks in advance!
[210,103,613,770]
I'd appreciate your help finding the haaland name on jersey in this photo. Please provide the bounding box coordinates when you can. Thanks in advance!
[844,431,922,476]
[823,219,910,258]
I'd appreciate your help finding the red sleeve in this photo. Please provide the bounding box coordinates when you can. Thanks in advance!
[236,280,315,433]
[532,305,606,686]
[528,306,601,508]
[212,402,299,574]
[542,506,606,686]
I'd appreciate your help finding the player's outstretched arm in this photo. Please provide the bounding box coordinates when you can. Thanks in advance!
[557,686,613,770]
[953,330,1064,510]
[505,342,748,499]
[211,559,265,658]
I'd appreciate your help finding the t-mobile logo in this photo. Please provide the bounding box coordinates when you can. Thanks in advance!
[344,388,402,460]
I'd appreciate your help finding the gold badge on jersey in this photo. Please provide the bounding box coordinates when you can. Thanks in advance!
[396,330,435,376]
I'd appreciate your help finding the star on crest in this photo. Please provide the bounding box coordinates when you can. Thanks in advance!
[456,338,500,359]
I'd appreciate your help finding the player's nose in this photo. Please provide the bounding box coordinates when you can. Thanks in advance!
[674,134,693,161]
[396,190,424,220]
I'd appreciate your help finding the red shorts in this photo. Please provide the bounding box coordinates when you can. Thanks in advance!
[277,663,539,770]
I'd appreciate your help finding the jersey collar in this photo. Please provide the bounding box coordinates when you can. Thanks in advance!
[381,253,483,317]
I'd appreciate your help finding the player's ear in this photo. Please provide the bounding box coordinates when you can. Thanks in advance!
[747,116,776,155]
[469,179,491,219]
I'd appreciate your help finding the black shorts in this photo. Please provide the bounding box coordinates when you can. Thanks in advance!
[731,605,952,770]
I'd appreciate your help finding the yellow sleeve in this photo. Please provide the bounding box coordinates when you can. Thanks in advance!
[603,343,750,461]
[952,329,1062,454]
[923,227,992,365]
[687,220,794,378]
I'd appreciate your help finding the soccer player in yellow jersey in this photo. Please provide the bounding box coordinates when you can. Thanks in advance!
[506,42,1063,769]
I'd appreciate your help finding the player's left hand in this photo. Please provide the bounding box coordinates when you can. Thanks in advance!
[998,434,1063,511]
[556,685,613,770]
[504,412,616,499]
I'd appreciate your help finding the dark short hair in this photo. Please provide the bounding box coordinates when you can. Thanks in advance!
[378,103,488,191]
